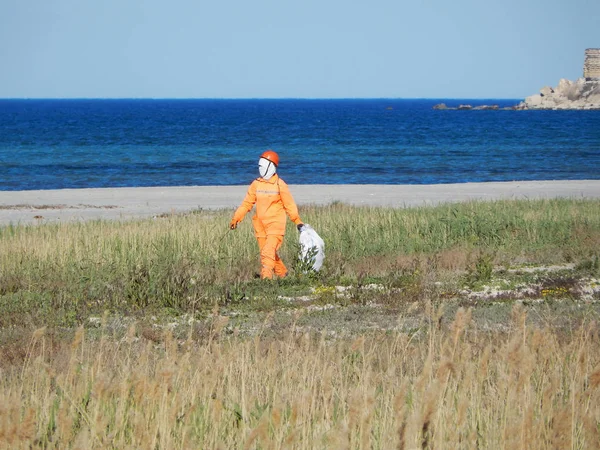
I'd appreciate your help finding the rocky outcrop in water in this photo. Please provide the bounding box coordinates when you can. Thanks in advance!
[432,103,509,110]
[515,78,600,110]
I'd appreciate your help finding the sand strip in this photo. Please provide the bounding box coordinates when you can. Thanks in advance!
[0,180,599,226]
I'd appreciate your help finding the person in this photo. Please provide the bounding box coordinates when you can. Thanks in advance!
[230,150,304,279]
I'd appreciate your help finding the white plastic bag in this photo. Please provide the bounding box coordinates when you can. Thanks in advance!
[298,224,325,272]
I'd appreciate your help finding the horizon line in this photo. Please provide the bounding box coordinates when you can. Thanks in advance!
[0,96,524,101]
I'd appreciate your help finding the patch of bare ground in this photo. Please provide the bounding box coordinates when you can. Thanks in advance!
[265,263,600,337]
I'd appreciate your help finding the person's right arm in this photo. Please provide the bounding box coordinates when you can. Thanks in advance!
[230,181,257,229]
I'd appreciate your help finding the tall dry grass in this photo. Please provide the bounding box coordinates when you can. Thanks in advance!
[2,305,600,449]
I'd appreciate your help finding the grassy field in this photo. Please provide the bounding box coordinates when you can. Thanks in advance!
[1,198,600,448]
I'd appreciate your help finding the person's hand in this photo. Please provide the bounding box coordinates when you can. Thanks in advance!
[230,219,238,230]
[297,223,304,232]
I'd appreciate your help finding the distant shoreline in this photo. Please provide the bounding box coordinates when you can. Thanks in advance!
[1,180,599,226]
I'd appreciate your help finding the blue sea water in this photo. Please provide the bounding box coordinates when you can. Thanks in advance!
[0,99,599,191]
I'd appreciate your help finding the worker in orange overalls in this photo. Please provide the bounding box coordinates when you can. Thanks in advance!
[230,150,304,279]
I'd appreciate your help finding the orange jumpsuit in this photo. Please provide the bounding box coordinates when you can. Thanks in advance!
[232,174,302,279]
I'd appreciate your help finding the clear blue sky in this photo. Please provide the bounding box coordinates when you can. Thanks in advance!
[1,0,598,99]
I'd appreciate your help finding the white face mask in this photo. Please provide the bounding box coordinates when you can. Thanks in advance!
[258,157,276,180]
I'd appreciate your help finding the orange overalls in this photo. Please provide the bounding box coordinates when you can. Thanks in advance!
[232,174,303,279]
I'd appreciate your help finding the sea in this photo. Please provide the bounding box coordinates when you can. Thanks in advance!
[1,99,599,191]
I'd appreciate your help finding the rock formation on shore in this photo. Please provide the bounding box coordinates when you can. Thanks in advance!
[432,78,600,111]
[515,78,600,110]
[433,49,600,111]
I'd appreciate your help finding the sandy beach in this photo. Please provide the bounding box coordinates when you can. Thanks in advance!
[0,180,599,226]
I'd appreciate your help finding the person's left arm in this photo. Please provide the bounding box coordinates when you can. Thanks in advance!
[279,179,303,228]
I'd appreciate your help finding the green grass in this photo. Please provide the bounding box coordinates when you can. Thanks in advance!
[0,198,599,327]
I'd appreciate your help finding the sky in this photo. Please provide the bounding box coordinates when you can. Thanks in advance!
[0,0,598,99]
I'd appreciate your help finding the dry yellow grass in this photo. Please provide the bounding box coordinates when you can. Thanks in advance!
[1,304,599,449]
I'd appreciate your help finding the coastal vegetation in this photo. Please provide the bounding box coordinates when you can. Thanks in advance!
[1,198,600,448]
